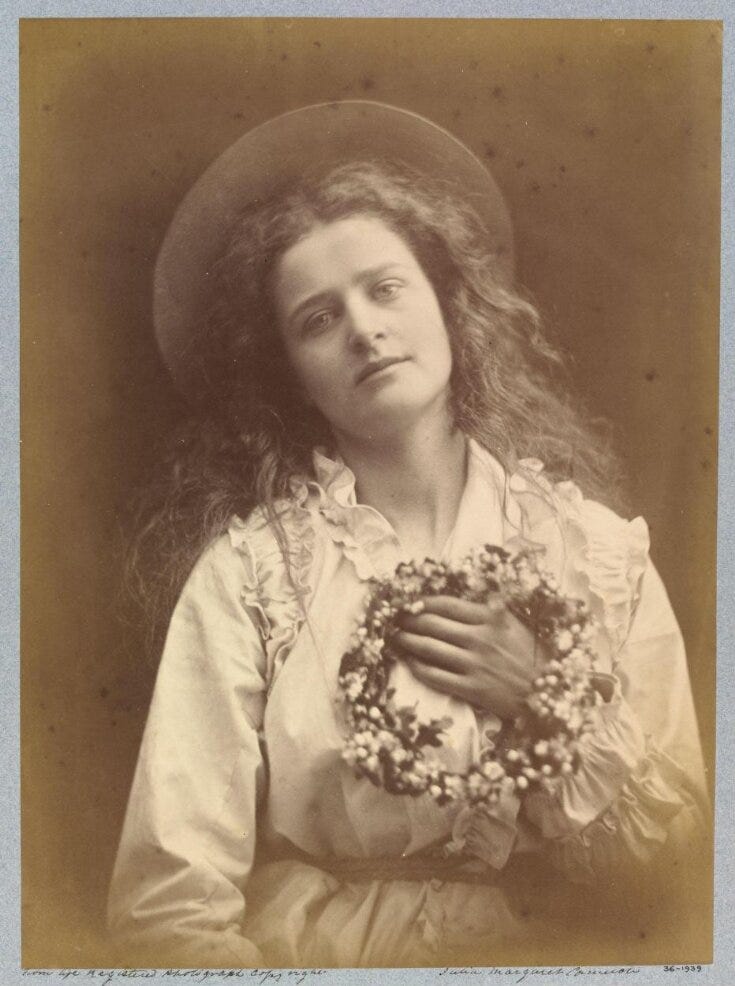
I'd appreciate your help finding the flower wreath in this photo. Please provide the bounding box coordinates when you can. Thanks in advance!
[338,546,600,809]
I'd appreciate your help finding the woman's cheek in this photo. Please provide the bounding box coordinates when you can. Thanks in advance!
[285,341,325,397]
[301,361,347,420]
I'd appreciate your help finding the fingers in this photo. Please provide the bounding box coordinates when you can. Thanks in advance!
[416,594,506,625]
[406,660,476,704]
[397,612,471,648]
[394,630,469,673]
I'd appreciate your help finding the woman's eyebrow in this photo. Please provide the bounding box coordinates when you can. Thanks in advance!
[355,262,410,284]
[287,289,335,325]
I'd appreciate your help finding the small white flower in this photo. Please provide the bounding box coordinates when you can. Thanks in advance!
[519,570,541,591]
[555,630,574,653]
[467,773,485,792]
[482,760,505,781]
[445,775,465,795]
[554,700,572,720]
[346,680,363,700]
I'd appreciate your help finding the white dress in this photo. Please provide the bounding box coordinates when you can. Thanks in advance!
[107,441,709,967]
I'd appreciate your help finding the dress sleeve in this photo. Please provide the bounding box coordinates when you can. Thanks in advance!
[107,533,268,966]
[523,555,710,885]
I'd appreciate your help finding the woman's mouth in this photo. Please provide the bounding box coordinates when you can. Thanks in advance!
[356,356,410,385]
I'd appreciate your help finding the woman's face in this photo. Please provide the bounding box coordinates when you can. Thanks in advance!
[272,214,453,444]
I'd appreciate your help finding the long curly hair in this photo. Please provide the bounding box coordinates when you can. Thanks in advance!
[126,160,624,653]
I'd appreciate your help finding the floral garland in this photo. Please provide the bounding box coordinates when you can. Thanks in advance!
[338,546,600,809]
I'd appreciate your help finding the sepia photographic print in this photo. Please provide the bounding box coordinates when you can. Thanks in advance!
[18,14,723,979]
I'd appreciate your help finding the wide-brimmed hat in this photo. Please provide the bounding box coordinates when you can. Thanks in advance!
[154,100,514,399]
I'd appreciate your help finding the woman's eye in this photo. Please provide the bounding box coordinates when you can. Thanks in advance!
[372,279,403,301]
[303,310,335,335]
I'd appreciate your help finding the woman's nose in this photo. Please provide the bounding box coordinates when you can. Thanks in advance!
[345,298,387,351]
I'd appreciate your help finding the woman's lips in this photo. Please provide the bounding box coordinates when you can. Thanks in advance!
[356,356,410,385]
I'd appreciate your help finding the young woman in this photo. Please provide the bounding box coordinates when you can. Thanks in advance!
[108,102,709,968]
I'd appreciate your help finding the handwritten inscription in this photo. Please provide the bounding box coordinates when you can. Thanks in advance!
[21,972,329,986]
[17,967,715,986]
[24,966,719,986]
[438,969,641,983]
[20,970,644,984]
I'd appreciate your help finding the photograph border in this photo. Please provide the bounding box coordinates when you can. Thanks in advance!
[4,2,733,984]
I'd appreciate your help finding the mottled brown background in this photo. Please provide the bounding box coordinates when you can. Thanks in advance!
[20,17,720,967]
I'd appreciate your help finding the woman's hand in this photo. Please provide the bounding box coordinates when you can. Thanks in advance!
[394,595,545,721]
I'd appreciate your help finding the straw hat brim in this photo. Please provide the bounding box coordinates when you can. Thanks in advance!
[153,100,514,399]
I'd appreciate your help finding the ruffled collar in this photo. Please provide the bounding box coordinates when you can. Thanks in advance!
[306,439,557,581]
[310,447,402,581]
